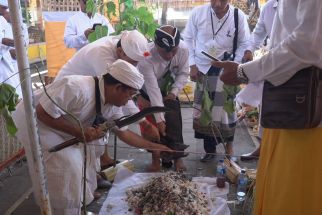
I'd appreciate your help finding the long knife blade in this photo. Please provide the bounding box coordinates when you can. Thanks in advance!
[48,106,171,153]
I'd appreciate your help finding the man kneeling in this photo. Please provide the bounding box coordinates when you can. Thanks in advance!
[13,60,171,215]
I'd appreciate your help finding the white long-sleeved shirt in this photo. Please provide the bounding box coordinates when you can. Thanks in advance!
[64,11,114,51]
[247,0,278,52]
[183,3,250,73]
[137,42,189,122]
[55,36,140,116]
[0,16,29,98]
[243,0,322,87]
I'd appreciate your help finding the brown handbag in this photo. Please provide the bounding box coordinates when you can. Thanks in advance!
[261,66,322,129]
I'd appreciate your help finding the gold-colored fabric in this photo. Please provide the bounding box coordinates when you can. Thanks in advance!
[254,127,322,215]
[45,21,75,77]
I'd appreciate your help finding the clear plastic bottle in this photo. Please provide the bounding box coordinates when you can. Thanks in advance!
[237,169,248,202]
[216,159,226,188]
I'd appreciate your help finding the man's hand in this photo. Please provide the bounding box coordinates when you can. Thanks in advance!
[84,28,95,39]
[76,127,105,142]
[190,65,200,82]
[157,121,166,136]
[9,49,16,60]
[2,38,14,47]
[242,50,253,63]
[212,61,241,86]
[140,120,160,142]
[164,93,176,101]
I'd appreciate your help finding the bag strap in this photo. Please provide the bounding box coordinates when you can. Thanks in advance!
[232,7,239,61]
[93,76,102,115]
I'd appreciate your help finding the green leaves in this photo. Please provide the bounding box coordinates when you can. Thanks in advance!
[86,0,95,15]
[223,85,240,115]
[88,25,109,43]
[107,0,158,40]
[200,90,214,126]
[0,83,19,136]
[106,1,116,18]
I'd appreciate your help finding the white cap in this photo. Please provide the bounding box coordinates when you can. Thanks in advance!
[120,30,150,62]
[107,59,144,90]
[0,0,8,7]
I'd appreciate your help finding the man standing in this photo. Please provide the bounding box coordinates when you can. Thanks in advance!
[137,25,190,171]
[0,0,22,98]
[64,0,114,51]
[55,30,160,168]
[184,0,250,162]
[0,4,29,98]
[13,60,171,215]
[213,0,322,214]
[238,0,278,160]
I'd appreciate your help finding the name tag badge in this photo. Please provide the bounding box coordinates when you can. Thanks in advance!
[207,46,217,57]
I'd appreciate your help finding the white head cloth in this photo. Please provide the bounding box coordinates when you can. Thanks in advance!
[107,59,144,90]
[120,30,150,62]
[0,0,8,7]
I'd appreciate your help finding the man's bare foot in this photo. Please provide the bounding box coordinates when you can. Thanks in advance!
[174,159,186,172]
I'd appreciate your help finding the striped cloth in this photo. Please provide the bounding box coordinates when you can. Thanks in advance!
[193,66,237,142]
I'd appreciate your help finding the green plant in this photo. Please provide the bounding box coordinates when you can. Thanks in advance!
[86,0,109,42]
[106,0,159,39]
[0,83,19,136]
[223,85,240,115]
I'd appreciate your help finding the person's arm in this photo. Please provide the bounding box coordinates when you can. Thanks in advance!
[138,62,165,123]
[243,0,322,86]
[182,8,198,67]
[36,104,103,142]
[247,6,269,52]
[64,17,92,49]
[234,11,251,63]
[168,46,190,98]
[115,129,171,152]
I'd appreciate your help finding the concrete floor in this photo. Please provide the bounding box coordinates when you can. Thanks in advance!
[0,106,258,215]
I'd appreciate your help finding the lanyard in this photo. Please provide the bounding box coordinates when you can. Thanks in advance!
[210,7,230,40]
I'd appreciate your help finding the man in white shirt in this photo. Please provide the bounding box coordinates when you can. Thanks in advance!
[64,0,115,51]
[238,0,278,161]
[13,60,171,215]
[137,25,189,171]
[55,30,160,169]
[0,6,29,99]
[213,0,322,213]
[0,0,22,98]
[243,0,278,61]
[184,0,250,162]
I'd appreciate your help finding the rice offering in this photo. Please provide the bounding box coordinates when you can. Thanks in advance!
[126,172,210,215]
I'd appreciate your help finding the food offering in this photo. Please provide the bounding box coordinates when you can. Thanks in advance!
[126,172,210,215]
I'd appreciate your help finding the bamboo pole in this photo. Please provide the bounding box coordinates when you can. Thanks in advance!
[8,1,52,215]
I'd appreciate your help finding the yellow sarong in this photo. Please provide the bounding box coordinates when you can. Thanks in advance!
[254,128,322,215]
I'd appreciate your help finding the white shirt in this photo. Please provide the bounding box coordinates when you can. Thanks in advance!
[13,75,124,210]
[55,36,140,116]
[137,41,189,122]
[247,0,278,52]
[243,0,322,86]
[0,16,27,98]
[56,36,119,80]
[183,3,250,73]
[39,76,123,132]
[64,11,115,51]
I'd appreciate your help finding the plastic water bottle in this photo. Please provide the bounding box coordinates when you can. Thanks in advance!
[237,169,248,202]
[216,159,226,188]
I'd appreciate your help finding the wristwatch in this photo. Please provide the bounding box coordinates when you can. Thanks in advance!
[237,64,249,84]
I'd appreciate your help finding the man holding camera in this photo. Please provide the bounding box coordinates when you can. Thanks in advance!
[64,0,114,51]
